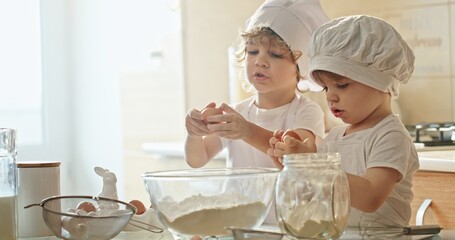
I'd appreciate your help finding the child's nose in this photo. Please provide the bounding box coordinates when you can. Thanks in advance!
[255,54,269,68]
[325,89,339,102]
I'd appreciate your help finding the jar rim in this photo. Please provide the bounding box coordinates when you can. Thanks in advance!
[283,152,341,165]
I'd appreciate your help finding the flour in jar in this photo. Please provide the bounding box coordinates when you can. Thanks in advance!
[279,201,346,239]
[158,192,267,236]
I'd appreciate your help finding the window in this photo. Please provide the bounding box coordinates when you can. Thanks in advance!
[0,1,43,145]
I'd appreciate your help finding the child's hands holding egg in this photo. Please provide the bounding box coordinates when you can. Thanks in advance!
[268,129,315,167]
[280,129,302,142]
[206,103,254,140]
[185,102,219,137]
[200,106,223,124]
[186,102,253,141]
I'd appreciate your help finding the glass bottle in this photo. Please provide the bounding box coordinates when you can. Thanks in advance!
[275,153,350,240]
[0,128,17,240]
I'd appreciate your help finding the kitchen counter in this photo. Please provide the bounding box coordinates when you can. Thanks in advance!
[418,150,455,172]
[18,228,455,239]
[142,142,226,160]
[415,145,455,152]
[143,142,455,173]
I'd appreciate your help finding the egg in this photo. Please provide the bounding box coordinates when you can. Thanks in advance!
[281,130,302,142]
[76,201,97,213]
[129,200,146,215]
[201,107,222,123]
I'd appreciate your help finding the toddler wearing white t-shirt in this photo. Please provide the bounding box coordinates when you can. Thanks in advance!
[269,15,419,227]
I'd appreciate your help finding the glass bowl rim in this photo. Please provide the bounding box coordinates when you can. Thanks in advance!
[142,167,280,178]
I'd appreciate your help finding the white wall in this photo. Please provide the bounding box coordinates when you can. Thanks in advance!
[35,0,74,194]
[35,0,183,197]
[66,0,125,196]
[181,0,264,110]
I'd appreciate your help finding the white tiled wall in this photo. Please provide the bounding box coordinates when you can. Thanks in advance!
[320,0,455,124]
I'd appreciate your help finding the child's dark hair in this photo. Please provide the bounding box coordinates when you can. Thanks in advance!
[312,70,346,87]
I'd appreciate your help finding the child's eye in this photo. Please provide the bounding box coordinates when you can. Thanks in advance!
[270,52,284,58]
[247,50,258,55]
[337,83,349,89]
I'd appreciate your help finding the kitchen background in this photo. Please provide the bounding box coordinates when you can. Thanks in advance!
[1,0,454,205]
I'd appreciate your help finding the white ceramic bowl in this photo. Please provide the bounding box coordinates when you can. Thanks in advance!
[142,168,280,239]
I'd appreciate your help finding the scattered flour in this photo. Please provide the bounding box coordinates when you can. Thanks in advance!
[158,192,267,237]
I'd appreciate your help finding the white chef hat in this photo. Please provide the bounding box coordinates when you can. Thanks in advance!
[246,0,329,91]
[309,15,415,99]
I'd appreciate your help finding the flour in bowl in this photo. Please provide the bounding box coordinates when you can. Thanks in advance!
[158,192,268,236]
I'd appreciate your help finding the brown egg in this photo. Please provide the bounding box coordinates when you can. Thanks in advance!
[76,201,97,213]
[282,130,302,142]
[201,107,222,123]
[129,200,146,215]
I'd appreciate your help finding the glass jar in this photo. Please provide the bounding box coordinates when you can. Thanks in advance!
[275,153,350,240]
[0,128,17,240]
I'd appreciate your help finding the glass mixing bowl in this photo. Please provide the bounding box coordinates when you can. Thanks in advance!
[142,167,280,240]
[25,195,136,240]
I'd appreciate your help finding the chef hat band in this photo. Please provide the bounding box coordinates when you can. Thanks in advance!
[309,15,415,99]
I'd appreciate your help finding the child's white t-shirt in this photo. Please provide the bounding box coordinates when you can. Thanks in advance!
[318,114,420,227]
[220,94,324,224]
[221,94,325,168]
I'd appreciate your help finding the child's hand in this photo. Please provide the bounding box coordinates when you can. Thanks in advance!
[206,103,252,140]
[267,130,285,168]
[268,129,317,161]
[185,102,216,137]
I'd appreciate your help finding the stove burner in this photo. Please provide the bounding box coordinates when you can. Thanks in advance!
[413,122,455,146]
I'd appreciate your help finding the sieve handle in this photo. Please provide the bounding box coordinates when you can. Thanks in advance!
[404,225,442,235]
[128,218,163,233]
[23,203,41,209]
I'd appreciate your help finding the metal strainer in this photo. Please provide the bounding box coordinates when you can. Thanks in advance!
[25,195,137,240]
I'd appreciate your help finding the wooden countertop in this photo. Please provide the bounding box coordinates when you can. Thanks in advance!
[19,228,455,239]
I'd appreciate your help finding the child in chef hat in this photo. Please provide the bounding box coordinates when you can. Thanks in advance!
[184,0,329,224]
[269,15,420,227]
[185,0,329,169]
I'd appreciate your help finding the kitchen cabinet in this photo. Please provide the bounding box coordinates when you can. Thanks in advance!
[410,170,455,229]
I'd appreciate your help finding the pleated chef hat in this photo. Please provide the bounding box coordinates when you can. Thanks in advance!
[246,0,329,90]
[309,15,415,99]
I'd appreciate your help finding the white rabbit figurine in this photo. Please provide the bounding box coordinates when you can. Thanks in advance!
[94,166,119,210]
